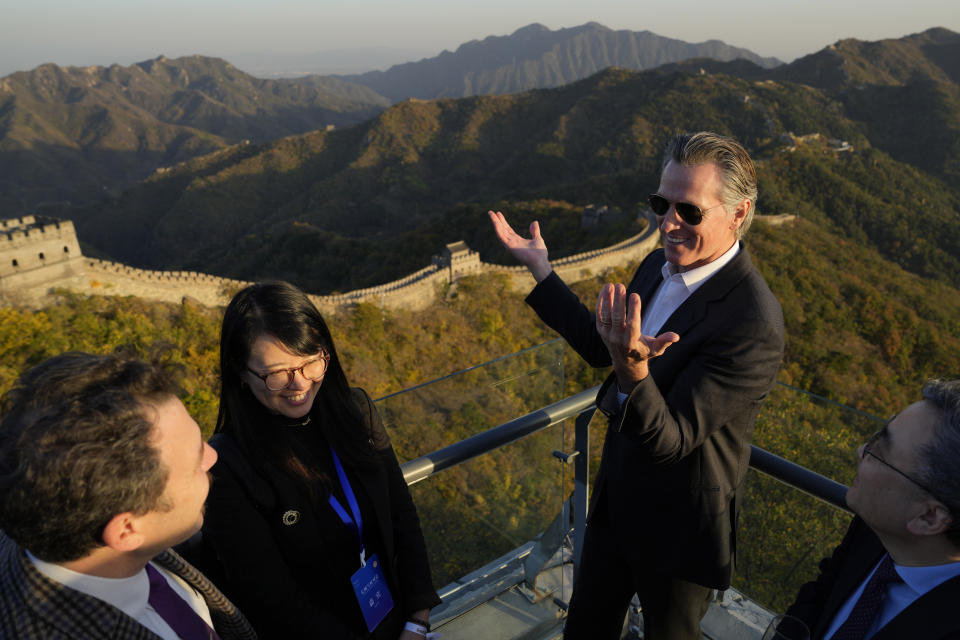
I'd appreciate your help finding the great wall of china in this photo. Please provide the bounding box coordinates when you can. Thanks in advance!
[0,211,795,311]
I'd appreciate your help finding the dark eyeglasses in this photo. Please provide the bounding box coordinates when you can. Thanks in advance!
[648,193,725,226]
[861,429,942,501]
[247,354,330,391]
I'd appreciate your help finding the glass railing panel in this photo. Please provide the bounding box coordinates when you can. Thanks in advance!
[753,382,885,484]
[735,468,850,613]
[374,339,567,587]
[406,429,568,587]
[733,383,885,612]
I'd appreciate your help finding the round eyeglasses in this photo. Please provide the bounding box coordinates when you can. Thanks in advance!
[247,354,330,391]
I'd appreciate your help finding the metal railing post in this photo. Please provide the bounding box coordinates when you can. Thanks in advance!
[572,407,594,577]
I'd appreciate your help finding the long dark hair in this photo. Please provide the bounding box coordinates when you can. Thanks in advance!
[215,281,376,484]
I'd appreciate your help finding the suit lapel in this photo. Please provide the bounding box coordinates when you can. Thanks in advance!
[155,549,256,640]
[659,243,753,338]
[813,524,886,638]
[874,573,960,639]
[630,249,665,304]
[5,538,158,640]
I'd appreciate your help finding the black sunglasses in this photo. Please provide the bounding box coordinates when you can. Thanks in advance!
[648,194,724,226]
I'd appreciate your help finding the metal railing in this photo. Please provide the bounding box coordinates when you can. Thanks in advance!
[399,385,853,590]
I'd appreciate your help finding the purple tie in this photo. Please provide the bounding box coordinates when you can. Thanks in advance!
[831,554,903,640]
[145,563,220,640]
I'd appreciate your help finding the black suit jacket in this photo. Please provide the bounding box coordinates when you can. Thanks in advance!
[527,245,784,589]
[0,532,256,639]
[785,517,960,640]
[203,388,440,639]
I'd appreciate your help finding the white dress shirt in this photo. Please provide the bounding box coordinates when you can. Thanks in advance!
[28,551,214,639]
[642,241,740,336]
[616,241,740,402]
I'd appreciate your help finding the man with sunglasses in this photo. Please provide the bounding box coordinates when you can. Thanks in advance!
[489,131,784,639]
[784,380,960,639]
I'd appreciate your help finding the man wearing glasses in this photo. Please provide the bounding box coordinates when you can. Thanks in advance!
[785,379,960,639]
[489,131,785,639]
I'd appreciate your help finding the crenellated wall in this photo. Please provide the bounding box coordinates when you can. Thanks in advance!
[1,210,799,311]
[0,217,87,304]
[0,212,663,309]
[83,258,255,307]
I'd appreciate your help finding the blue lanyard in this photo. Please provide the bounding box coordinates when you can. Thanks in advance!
[327,446,366,565]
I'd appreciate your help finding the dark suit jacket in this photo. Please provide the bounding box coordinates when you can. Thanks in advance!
[527,245,784,589]
[0,532,256,639]
[203,388,440,639]
[785,517,960,640]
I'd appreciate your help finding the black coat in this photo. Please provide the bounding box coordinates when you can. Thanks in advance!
[203,388,440,639]
[785,517,960,639]
[527,245,785,589]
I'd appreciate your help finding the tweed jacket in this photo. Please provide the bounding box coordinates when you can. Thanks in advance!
[527,245,785,589]
[0,531,257,639]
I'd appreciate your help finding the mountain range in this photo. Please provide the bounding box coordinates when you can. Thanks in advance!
[0,55,388,213]
[0,22,786,214]
[337,22,783,101]
[60,27,960,297]
[2,25,958,298]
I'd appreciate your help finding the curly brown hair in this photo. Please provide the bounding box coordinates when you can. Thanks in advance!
[0,352,179,562]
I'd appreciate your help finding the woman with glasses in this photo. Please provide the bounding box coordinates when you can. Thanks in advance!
[203,281,440,639]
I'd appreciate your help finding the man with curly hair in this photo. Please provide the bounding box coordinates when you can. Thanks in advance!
[0,352,256,639]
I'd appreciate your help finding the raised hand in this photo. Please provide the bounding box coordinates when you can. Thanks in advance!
[596,283,679,390]
[488,210,552,282]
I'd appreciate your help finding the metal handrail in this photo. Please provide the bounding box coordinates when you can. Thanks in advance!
[749,445,850,511]
[400,387,599,486]
[399,387,851,511]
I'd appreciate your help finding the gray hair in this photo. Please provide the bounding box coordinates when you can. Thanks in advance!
[916,379,960,548]
[662,132,758,239]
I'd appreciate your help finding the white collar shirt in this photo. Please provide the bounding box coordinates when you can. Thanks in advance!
[824,555,960,640]
[615,241,739,403]
[28,551,214,639]
[642,240,740,336]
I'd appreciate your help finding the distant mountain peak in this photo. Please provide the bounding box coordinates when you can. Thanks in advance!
[511,23,550,35]
[571,21,612,32]
[773,26,959,89]
[342,22,781,101]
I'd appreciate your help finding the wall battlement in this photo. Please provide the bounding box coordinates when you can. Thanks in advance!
[0,217,85,300]
[0,209,733,310]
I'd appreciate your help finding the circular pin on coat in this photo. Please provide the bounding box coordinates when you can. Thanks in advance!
[282,510,300,526]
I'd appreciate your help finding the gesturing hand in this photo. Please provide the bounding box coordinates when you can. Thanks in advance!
[488,210,552,282]
[596,283,679,391]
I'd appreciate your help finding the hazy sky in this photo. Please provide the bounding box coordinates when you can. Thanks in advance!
[2,0,957,77]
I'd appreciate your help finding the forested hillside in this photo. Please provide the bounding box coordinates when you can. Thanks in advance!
[2,216,956,431]
[0,55,387,213]
[1,217,957,603]
[66,57,960,295]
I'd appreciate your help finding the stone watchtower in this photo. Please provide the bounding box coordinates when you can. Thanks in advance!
[433,241,481,282]
[0,216,87,304]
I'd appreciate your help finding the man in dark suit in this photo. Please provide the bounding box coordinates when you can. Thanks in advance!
[490,131,785,639]
[784,379,960,639]
[0,352,256,639]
